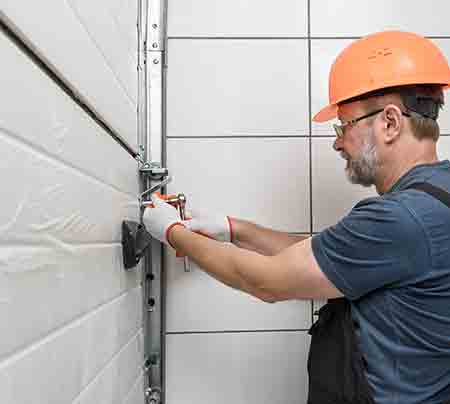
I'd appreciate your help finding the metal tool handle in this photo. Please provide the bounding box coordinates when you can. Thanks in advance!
[177,194,190,272]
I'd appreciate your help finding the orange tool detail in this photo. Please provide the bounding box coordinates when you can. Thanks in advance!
[313,30,450,122]
[149,192,191,271]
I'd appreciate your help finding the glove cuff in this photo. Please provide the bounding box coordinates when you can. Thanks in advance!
[166,222,186,249]
[226,216,234,243]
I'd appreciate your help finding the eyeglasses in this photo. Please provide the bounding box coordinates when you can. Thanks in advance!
[333,108,411,138]
[333,109,384,139]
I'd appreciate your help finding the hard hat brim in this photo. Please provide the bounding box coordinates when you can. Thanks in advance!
[312,104,338,122]
[313,83,450,123]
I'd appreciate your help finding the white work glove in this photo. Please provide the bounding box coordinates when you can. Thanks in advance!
[142,195,186,247]
[183,207,233,243]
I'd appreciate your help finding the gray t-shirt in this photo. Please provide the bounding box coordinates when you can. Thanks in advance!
[312,160,450,404]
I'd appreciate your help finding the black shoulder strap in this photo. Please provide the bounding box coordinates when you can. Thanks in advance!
[405,182,450,209]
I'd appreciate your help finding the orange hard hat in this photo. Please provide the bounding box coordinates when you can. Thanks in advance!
[313,31,450,122]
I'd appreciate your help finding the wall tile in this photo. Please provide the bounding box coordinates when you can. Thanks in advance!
[437,136,450,158]
[168,0,307,37]
[167,39,309,138]
[166,332,310,404]
[167,138,310,232]
[310,39,353,135]
[311,0,450,37]
[432,40,450,134]
[165,249,311,332]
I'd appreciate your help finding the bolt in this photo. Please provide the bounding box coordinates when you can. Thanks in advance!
[153,59,159,64]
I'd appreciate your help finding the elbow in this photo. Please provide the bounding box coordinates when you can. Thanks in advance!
[256,293,277,303]
[260,295,278,304]
[253,287,282,304]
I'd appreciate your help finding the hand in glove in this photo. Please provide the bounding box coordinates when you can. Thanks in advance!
[142,194,186,247]
[184,207,233,243]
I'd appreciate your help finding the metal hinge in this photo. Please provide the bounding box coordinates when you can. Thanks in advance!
[148,0,165,52]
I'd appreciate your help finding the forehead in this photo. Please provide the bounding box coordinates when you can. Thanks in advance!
[337,99,368,121]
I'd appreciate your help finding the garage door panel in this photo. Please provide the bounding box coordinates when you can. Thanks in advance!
[0,290,142,404]
[0,30,138,196]
[0,0,137,146]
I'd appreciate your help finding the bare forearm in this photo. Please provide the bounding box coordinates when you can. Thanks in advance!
[170,225,275,301]
[231,218,309,255]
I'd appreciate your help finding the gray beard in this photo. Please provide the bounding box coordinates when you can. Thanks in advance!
[343,129,378,187]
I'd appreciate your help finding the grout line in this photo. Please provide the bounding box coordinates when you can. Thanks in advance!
[167,135,310,140]
[166,328,310,335]
[168,36,309,40]
[307,0,313,239]
[167,35,450,41]
[0,285,142,368]
[167,133,450,140]
[307,0,315,326]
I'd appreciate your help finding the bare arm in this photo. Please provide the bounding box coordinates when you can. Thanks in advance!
[169,225,342,302]
[231,218,309,255]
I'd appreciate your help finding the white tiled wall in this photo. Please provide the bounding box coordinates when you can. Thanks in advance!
[167,40,309,138]
[166,1,450,403]
[166,332,310,404]
[310,0,450,37]
[0,2,141,403]
[167,0,308,37]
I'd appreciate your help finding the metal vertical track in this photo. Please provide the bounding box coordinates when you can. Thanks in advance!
[138,0,168,403]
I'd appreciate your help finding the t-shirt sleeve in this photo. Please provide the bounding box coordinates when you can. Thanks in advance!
[311,196,428,300]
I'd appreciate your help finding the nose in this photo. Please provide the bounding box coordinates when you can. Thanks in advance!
[333,137,343,152]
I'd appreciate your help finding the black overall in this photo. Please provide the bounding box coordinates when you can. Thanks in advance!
[307,182,450,404]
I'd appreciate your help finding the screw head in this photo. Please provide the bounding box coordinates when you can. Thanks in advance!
[153,59,159,64]
[152,24,158,29]
[152,42,158,49]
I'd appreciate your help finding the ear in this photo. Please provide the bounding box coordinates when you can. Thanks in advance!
[381,104,403,144]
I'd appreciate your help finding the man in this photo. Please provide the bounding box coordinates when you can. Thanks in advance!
[144,31,450,403]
